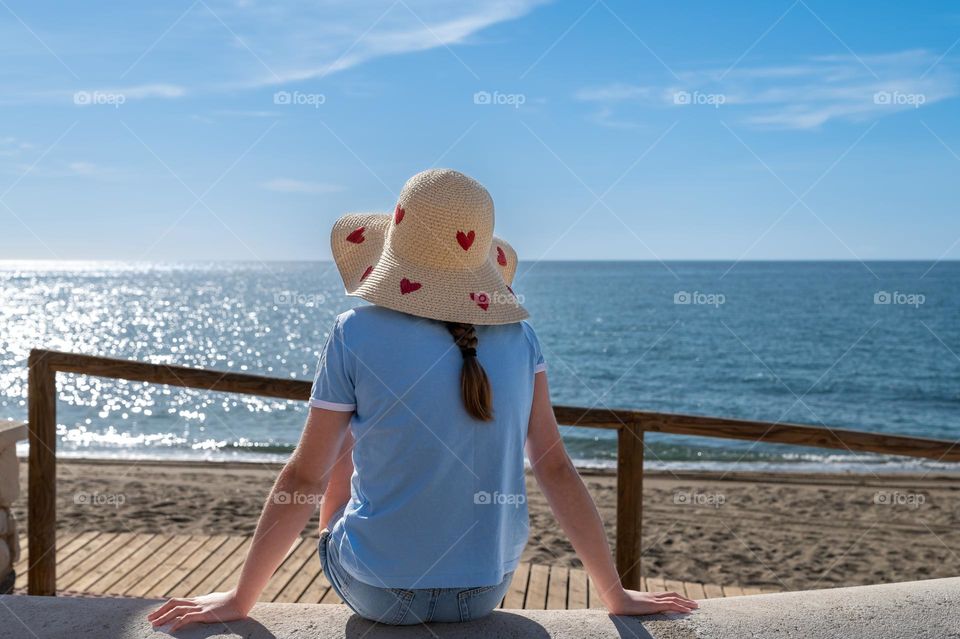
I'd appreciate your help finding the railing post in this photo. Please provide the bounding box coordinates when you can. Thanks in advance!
[27,349,57,596]
[616,421,644,591]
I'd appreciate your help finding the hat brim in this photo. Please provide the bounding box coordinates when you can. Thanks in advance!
[331,213,528,325]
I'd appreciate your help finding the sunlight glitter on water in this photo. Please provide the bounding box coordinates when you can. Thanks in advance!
[2,261,959,470]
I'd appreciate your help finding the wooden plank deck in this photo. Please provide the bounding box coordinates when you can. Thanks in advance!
[13,532,781,608]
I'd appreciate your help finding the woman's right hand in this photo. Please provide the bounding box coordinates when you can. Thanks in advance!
[147,589,251,631]
[603,588,699,616]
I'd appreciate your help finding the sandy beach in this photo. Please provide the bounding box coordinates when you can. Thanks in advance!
[12,459,960,591]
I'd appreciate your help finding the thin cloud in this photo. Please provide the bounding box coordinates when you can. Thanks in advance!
[0,137,32,157]
[3,2,550,101]
[586,106,644,129]
[2,84,187,106]
[114,83,186,99]
[211,110,280,118]
[73,84,186,101]
[5,160,123,179]
[60,161,123,179]
[67,161,100,175]
[230,0,553,86]
[261,178,343,194]
[577,50,959,130]
[575,84,655,103]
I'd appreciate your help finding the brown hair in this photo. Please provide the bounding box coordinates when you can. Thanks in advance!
[445,322,493,421]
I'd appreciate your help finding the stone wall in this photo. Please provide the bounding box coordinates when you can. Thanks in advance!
[4,578,960,638]
[0,422,27,594]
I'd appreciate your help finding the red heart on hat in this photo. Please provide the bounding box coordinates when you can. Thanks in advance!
[400,278,421,294]
[496,246,507,266]
[346,227,365,244]
[394,204,405,225]
[360,265,374,281]
[456,230,475,251]
[470,292,489,310]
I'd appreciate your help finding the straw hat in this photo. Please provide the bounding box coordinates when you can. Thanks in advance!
[331,169,528,325]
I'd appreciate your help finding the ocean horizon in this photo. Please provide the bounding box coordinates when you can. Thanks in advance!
[2,259,958,473]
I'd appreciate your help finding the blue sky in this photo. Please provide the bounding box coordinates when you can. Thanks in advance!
[1,0,959,261]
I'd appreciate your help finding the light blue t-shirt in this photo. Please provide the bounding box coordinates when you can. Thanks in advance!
[310,305,546,589]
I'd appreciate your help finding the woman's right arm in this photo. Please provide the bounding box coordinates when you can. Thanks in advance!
[148,406,351,630]
[525,372,698,616]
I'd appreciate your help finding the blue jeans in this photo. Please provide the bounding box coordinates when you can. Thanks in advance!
[318,528,513,625]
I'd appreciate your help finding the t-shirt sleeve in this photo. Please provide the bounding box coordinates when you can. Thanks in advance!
[522,321,547,374]
[309,315,357,412]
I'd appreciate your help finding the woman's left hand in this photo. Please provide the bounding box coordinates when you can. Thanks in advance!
[147,590,249,631]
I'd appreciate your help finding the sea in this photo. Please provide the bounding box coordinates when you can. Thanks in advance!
[1,260,957,473]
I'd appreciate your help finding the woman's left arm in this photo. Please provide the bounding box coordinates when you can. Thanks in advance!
[147,406,351,631]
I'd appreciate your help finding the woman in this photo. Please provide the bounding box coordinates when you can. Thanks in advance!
[148,169,698,629]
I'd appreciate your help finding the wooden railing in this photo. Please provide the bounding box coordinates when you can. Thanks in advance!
[25,348,960,595]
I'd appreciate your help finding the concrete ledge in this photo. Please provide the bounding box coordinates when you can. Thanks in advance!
[0,421,27,451]
[2,577,959,638]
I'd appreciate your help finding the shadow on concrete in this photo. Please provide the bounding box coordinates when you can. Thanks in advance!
[344,611,551,637]
[610,613,678,639]
[155,618,278,638]
[610,615,655,639]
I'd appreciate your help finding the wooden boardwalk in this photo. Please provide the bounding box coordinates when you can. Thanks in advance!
[13,532,781,608]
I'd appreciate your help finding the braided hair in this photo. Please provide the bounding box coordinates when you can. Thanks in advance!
[445,322,493,421]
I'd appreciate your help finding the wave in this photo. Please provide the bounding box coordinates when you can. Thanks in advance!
[27,437,959,475]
